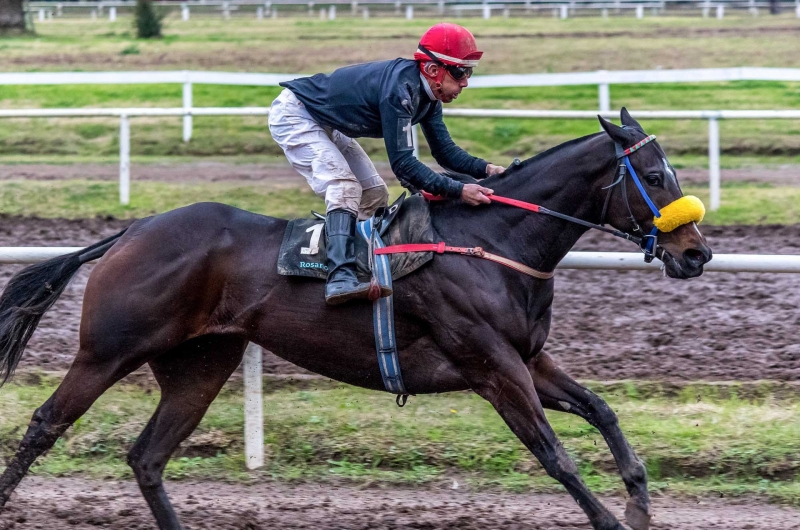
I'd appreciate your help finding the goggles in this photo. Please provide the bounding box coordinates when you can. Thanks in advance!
[417,45,474,81]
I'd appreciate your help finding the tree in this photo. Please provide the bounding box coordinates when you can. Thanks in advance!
[0,0,26,33]
[134,0,164,39]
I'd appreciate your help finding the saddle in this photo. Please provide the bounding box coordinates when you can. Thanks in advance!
[277,193,435,282]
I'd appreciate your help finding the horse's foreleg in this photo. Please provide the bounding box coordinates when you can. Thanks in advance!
[529,352,651,530]
[127,335,247,530]
[464,358,625,530]
[1,354,132,508]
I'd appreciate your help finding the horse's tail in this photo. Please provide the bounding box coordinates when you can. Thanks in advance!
[0,228,129,386]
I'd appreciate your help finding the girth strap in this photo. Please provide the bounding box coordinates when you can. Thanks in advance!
[375,242,554,281]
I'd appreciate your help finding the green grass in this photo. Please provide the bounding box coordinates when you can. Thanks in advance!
[0,179,796,225]
[1,83,799,164]
[2,377,799,502]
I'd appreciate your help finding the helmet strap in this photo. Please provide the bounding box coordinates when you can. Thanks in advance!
[420,61,447,97]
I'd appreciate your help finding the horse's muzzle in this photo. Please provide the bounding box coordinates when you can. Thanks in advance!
[661,245,713,279]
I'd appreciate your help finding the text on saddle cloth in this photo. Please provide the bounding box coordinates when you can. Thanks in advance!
[277,194,436,281]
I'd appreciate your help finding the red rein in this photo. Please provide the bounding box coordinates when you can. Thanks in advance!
[373,192,554,280]
[420,191,541,213]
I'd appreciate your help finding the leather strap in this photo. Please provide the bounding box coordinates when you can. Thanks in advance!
[375,243,554,280]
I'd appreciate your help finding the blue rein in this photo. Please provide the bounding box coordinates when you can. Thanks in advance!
[621,155,660,259]
[614,132,661,262]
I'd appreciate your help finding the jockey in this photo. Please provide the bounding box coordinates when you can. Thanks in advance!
[269,23,504,305]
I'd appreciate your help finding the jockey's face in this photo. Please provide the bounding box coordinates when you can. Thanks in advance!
[423,63,470,103]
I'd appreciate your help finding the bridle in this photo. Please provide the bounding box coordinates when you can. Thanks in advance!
[599,130,662,263]
[413,131,704,271]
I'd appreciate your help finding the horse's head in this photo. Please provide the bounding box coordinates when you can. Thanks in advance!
[598,108,712,279]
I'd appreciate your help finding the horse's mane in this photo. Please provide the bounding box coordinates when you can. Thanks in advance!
[432,131,607,191]
[486,132,605,185]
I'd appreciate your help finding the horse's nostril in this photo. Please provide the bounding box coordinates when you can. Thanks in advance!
[683,248,708,265]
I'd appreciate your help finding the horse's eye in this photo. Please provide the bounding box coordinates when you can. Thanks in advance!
[645,174,662,186]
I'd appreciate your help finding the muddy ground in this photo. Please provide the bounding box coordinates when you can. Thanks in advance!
[0,214,798,382]
[2,476,800,530]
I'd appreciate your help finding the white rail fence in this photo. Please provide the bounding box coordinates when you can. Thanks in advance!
[4,67,800,129]
[2,106,799,210]
[26,0,800,20]
[1,246,798,468]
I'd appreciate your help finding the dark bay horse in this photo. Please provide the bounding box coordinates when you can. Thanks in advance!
[0,110,711,530]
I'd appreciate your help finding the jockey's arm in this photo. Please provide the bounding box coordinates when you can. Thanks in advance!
[419,106,489,179]
[380,95,465,198]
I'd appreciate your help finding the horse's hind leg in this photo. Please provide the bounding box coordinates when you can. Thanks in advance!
[529,352,651,530]
[0,351,142,508]
[126,334,247,530]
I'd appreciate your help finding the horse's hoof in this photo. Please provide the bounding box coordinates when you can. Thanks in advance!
[625,498,652,530]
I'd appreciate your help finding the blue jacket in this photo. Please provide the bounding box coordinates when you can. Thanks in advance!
[280,58,488,198]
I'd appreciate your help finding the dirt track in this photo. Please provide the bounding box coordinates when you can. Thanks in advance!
[2,476,800,530]
[0,215,798,382]
[1,161,798,186]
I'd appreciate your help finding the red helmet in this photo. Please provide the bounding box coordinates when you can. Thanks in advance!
[414,23,483,68]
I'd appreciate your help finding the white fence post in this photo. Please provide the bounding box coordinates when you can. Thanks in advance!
[363,6,369,18]
[716,4,724,18]
[438,0,445,14]
[109,6,116,21]
[601,7,609,18]
[119,115,130,206]
[38,8,45,21]
[182,4,190,20]
[636,5,644,18]
[183,81,193,143]
[223,1,230,19]
[406,4,413,19]
[243,343,264,470]
[796,2,800,17]
[328,5,336,19]
[708,117,721,211]
[483,3,492,19]
[598,78,610,113]
[91,9,97,20]
[256,6,264,19]
[560,4,568,18]
[271,6,277,18]
[412,124,419,160]
[56,3,62,17]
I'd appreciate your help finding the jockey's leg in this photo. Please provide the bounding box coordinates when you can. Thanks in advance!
[330,129,389,221]
[269,89,391,304]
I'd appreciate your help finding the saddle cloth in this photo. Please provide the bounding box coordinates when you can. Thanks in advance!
[277,194,435,281]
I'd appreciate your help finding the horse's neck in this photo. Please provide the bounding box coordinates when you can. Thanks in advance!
[432,137,616,273]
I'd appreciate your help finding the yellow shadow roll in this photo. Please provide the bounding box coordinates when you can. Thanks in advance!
[653,195,706,233]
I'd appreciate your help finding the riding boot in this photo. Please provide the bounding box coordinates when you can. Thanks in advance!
[324,209,372,305]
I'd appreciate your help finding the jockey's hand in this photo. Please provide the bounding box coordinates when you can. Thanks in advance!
[461,183,494,206]
[486,164,506,176]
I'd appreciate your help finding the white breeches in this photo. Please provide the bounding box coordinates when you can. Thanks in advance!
[268,88,389,219]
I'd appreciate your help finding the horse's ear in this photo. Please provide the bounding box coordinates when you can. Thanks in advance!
[620,107,644,131]
[598,114,635,146]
